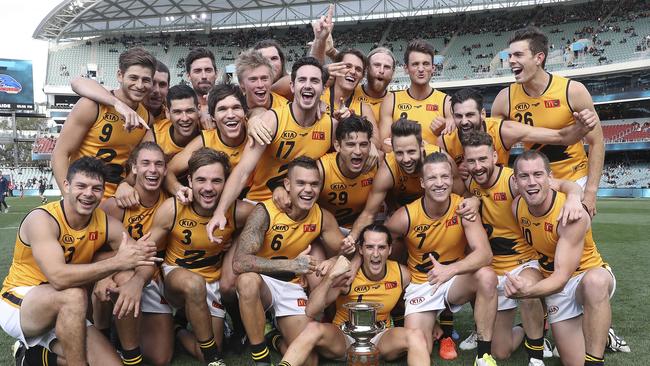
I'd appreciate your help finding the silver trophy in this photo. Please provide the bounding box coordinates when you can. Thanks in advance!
[341,302,384,366]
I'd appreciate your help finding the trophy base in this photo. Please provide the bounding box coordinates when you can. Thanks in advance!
[346,348,380,366]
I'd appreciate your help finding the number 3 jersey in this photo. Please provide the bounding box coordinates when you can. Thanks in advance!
[2,201,108,295]
[246,103,333,202]
[70,102,149,198]
[404,194,467,284]
[164,198,236,283]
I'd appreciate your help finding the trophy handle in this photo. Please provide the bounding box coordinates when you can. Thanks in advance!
[341,322,349,334]
[375,321,385,333]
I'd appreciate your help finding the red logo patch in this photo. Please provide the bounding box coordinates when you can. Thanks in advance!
[211,300,223,309]
[409,296,425,305]
[312,131,325,140]
[445,215,459,227]
[544,222,554,232]
[297,298,308,307]
[544,99,561,108]
[426,104,439,111]
[89,231,98,240]
[493,192,507,201]
[385,281,398,290]
[303,224,316,232]
[361,178,373,187]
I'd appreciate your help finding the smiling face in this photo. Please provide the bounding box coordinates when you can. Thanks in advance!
[189,162,225,212]
[64,173,104,216]
[291,65,324,111]
[405,51,434,86]
[508,40,545,84]
[452,99,485,138]
[240,65,273,108]
[117,65,153,104]
[334,131,371,175]
[143,70,169,112]
[464,144,498,187]
[336,53,364,93]
[360,230,391,278]
[421,161,453,203]
[514,156,552,207]
[132,148,166,192]
[187,57,217,96]
[392,135,422,175]
[284,166,321,212]
[169,97,199,139]
[366,52,394,92]
[213,95,246,141]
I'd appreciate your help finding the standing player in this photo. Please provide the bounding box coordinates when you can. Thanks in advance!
[233,156,344,366]
[0,172,8,212]
[354,47,397,121]
[491,26,604,217]
[1,157,158,366]
[279,224,430,366]
[185,47,218,130]
[507,151,615,366]
[237,49,288,111]
[38,177,48,204]
[146,61,171,124]
[379,39,451,147]
[53,47,155,199]
[385,152,498,366]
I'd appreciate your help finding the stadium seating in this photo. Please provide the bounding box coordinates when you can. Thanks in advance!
[0,167,55,189]
[601,120,650,142]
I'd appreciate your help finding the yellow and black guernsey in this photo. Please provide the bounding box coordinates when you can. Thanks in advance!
[333,260,404,327]
[270,92,289,109]
[384,144,441,206]
[257,199,323,283]
[247,103,333,202]
[71,102,149,198]
[442,117,510,166]
[392,88,447,145]
[152,119,184,161]
[164,198,236,283]
[2,201,108,307]
[318,152,377,228]
[321,86,365,117]
[508,74,588,181]
[122,191,169,240]
[200,129,246,169]
[469,166,538,275]
[404,194,467,284]
[153,105,168,125]
[516,190,605,278]
[354,84,385,121]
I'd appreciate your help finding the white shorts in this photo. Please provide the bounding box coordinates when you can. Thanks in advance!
[162,264,225,318]
[546,265,616,324]
[338,226,351,236]
[140,277,172,314]
[404,278,461,317]
[574,176,588,190]
[260,274,308,317]
[497,261,541,311]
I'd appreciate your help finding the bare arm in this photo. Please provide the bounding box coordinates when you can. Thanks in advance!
[148,198,176,253]
[165,135,203,196]
[305,266,349,318]
[452,216,493,274]
[490,87,510,119]
[308,5,334,64]
[500,118,593,150]
[349,160,393,240]
[71,77,119,106]
[271,75,293,101]
[361,102,382,148]
[98,197,125,222]
[378,93,396,152]
[319,209,345,257]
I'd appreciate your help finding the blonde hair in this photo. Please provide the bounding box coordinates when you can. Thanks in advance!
[235,49,274,82]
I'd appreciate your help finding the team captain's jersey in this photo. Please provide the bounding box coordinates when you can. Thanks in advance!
[2,201,109,301]
[442,117,510,166]
[201,129,246,169]
[270,92,289,109]
[508,74,588,181]
[122,191,168,240]
[469,166,538,275]
[318,152,377,228]
[354,84,385,121]
[247,103,333,202]
[70,102,149,198]
[333,260,404,327]
[405,194,467,284]
[164,198,236,283]
[152,119,184,161]
[516,190,605,278]
[392,88,447,145]
[384,144,441,206]
[257,199,323,283]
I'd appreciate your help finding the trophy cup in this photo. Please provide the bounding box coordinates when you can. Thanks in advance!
[341,302,384,366]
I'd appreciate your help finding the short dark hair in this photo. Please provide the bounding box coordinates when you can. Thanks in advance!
[185,48,217,74]
[254,39,287,77]
[451,88,484,113]
[188,147,231,178]
[509,26,549,68]
[423,151,451,169]
[404,39,435,65]
[358,223,393,247]
[156,60,170,84]
[513,150,551,175]
[128,141,165,170]
[167,84,198,107]
[208,83,248,117]
[287,156,319,176]
[335,115,373,142]
[460,130,494,149]
[391,118,422,146]
[334,48,368,73]
[66,157,107,183]
[291,57,328,85]
[119,47,156,76]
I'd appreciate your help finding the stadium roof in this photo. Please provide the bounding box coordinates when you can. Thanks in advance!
[34,0,571,42]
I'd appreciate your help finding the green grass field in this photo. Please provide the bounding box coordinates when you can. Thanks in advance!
[0,196,647,365]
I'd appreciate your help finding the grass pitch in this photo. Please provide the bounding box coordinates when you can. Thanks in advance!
[0,196,646,365]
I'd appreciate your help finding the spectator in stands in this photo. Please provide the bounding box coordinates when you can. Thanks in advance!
[0,172,8,212]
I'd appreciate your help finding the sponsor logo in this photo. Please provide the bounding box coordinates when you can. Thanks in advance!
[312,131,325,140]
[128,214,145,224]
[409,296,425,305]
[303,224,317,232]
[179,219,197,228]
[358,96,368,103]
[354,285,370,293]
[397,103,412,111]
[544,222,554,232]
[515,102,530,111]
[544,99,561,108]
[414,224,430,233]
[62,234,75,244]
[297,298,308,307]
[547,305,559,315]
[104,113,120,122]
[385,281,398,290]
[361,178,373,187]
[282,131,297,139]
[330,183,347,191]
[493,192,507,201]
[520,217,531,227]
[573,161,588,172]
[272,224,289,232]
[211,300,223,309]
[445,215,459,227]
[0,74,23,94]
[426,104,439,112]
[160,297,168,305]
[88,231,98,241]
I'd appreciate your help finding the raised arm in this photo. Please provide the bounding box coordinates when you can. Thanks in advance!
[309,4,334,64]
[378,93,396,152]
[319,208,345,257]
[348,160,393,241]
[305,256,351,318]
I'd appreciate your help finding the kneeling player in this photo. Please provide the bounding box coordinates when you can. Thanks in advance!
[279,224,429,366]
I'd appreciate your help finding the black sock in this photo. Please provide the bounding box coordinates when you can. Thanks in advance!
[278,362,293,366]
[250,341,272,364]
[265,329,283,353]
[121,346,143,365]
[198,337,222,362]
[585,352,605,365]
[439,312,454,338]
[24,346,57,366]
[524,336,544,360]
[477,340,492,358]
